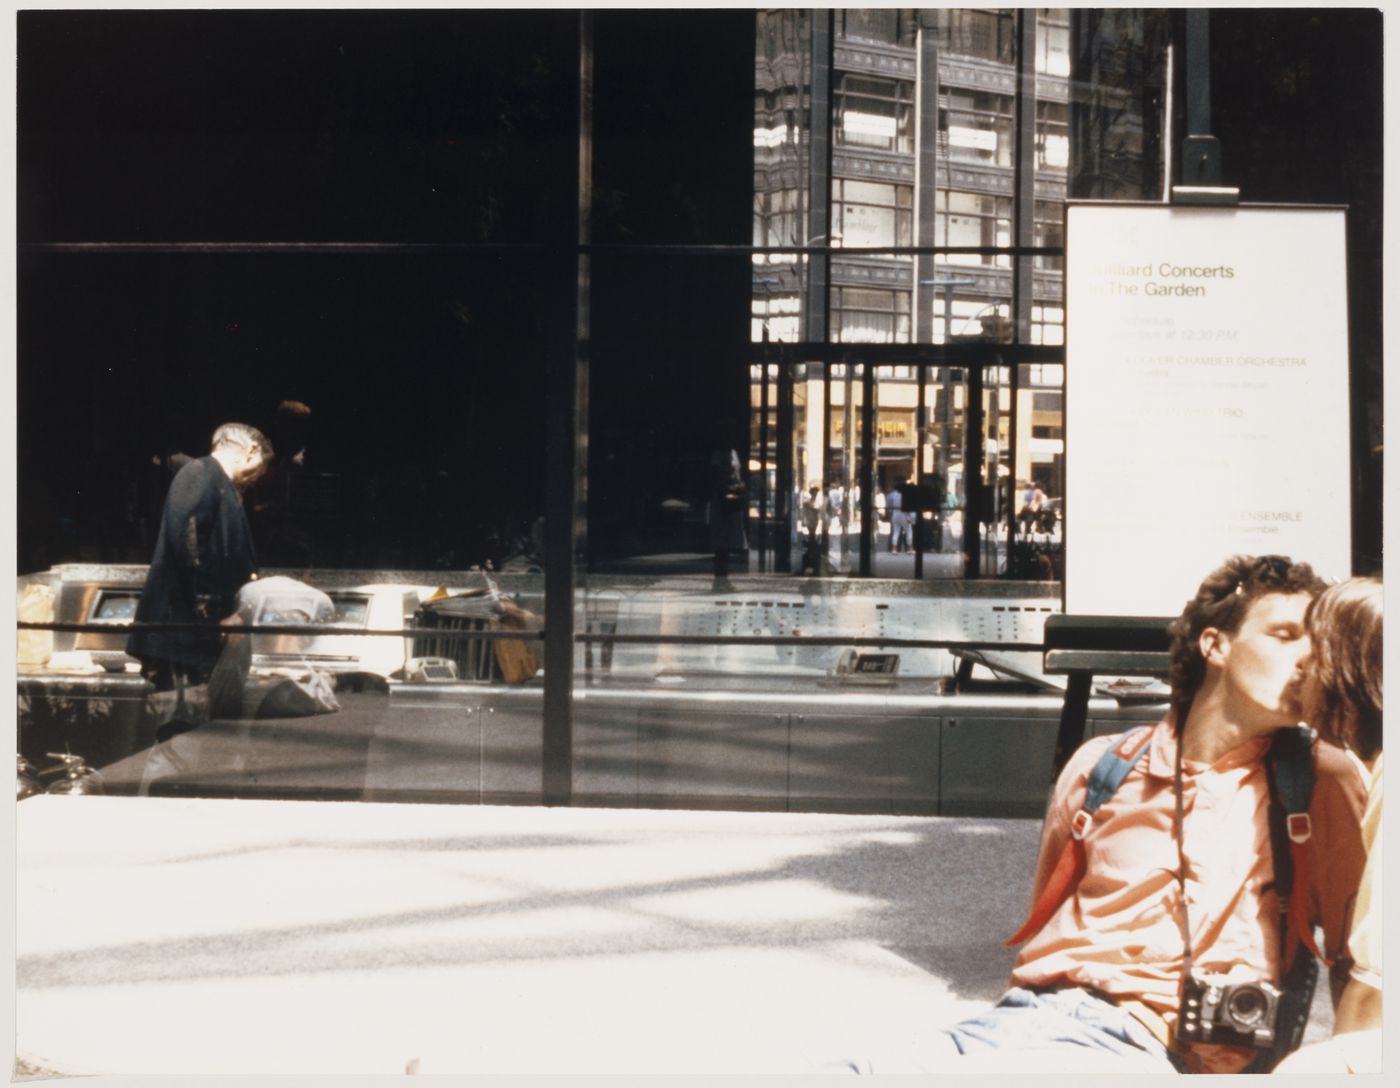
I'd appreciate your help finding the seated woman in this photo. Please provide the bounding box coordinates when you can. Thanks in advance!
[1275,576,1382,1075]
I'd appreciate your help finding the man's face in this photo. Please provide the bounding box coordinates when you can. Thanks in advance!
[1211,591,1314,729]
[1285,618,1328,728]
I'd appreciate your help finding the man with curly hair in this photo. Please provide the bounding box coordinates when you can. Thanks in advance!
[841,555,1368,1074]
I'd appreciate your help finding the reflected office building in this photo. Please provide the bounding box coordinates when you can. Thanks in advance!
[751,9,1176,579]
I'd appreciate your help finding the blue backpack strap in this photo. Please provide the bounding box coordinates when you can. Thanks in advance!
[1083,724,1156,815]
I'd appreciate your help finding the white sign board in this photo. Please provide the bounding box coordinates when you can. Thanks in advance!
[1065,204,1351,617]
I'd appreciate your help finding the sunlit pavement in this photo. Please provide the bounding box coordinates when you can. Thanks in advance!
[17,795,1040,1075]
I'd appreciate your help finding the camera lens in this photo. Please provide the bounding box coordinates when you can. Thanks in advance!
[1226,986,1266,1026]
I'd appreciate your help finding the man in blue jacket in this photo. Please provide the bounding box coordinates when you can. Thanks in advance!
[128,422,272,733]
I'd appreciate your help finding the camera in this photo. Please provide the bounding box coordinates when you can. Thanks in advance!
[1177,970,1281,1048]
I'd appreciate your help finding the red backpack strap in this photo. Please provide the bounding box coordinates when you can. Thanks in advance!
[1006,828,1087,946]
[1006,726,1155,947]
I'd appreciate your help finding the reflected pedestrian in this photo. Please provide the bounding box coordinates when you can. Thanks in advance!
[128,422,272,740]
[709,447,748,590]
[798,484,823,574]
[888,477,910,553]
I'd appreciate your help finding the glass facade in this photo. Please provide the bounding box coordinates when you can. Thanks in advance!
[14,9,1384,811]
[12,14,1386,1082]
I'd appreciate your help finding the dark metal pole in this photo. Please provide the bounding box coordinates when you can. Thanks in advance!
[758,353,770,573]
[841,358,855,568]
[1179,9,1224,188]
[963,362,984,578]
[775,354,794,573]
[914,362,926,580]
[859,360,874,575]
[542,11,592,805]
[1184,9,1211,138]
[808,9,835,576]
[805,9,834,344]
[1053,673,1093,776]
[1008,9,1038,572]
[821,361,832,569]
[914,11,941,345]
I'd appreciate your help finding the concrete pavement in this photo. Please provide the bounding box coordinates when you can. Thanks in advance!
[14,792,1337,1076]
[17,795,1037,1076]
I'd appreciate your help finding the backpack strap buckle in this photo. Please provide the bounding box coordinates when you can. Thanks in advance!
[1287,812,1312,843]
[1006,726,1153,948]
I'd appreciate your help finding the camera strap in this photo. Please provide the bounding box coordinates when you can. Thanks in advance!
[1242,728,1325,1072]
[1172,726,1327,983]
[1176,724,1326,1072]
[1267,725,1330,971]
[1172,729,1196,984]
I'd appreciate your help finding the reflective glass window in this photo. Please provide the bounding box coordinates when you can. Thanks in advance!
[942,89,1014,167]
[1036,9,1071,75]
[832,287,912,344]
[836,74,915,154]
[937,9,1015,63]
[839,9,911,47]
[833,179,913,249]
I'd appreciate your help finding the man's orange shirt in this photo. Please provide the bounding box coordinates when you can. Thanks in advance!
[1010,715,1367,1074]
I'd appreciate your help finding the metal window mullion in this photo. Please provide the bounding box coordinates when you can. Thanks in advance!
[759,356,771,572]
[914,361,927,580]
[775,352,794,573]
[858,359,874,575]
[1006,8,1038,575]
[821,360,833,560]
[805,8,834,345]
[963,356,985,579]
[542,10,590,806]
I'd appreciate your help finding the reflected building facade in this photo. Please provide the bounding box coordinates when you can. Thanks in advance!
[752,9,1173,577]
[17,8,1377,582]
[12,8,1384,813]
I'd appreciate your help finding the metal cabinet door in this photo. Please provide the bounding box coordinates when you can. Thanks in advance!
[480,691,544,804]
[940,715,1059,817]
[572,697,641,807]
[365,700,483,800]
[786,708,940,815]
[635,702,790,808]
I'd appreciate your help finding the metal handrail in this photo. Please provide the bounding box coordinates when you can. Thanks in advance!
[17,619,1044,652]
[17,620,540,641]
[21,241,1065,259]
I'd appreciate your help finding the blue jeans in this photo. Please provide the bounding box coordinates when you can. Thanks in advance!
[832,986,1183,1074]
[943,986,1182,1071]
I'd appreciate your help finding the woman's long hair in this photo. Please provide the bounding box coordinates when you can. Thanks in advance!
[1303,577,1383,762]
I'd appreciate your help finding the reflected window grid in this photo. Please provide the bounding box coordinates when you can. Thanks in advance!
[753,8,1076,351]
